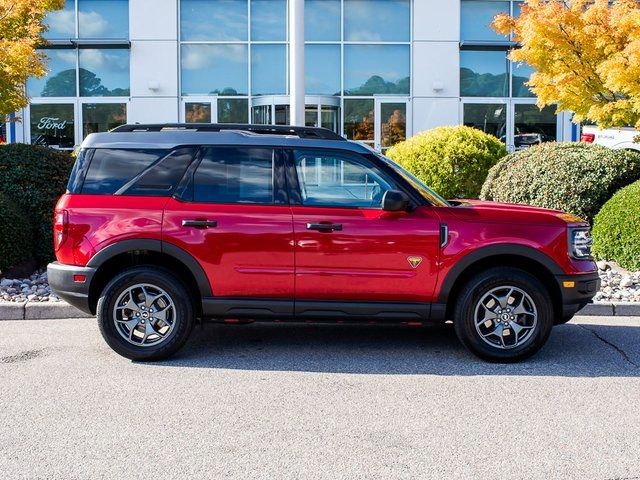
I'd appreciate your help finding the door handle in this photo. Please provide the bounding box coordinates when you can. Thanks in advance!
[307,223,343,232]
[182,219,218,229]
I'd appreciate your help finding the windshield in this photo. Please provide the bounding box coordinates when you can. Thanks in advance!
[374,153,450,207]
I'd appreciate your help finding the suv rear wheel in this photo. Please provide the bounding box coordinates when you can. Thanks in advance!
[97,267,195,361]
[453,267,553,362]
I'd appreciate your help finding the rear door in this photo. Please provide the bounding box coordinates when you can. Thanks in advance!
[163,146,294,316]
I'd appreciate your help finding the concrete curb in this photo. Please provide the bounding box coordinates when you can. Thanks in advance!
[0,301,639,321]
[0,301,91,320]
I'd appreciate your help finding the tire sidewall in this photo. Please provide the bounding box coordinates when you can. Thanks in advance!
[97,267,194,361]
[454,267,554,362]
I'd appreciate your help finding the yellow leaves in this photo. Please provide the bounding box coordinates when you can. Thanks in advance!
[493,0,640,129]
[0,0,63,116]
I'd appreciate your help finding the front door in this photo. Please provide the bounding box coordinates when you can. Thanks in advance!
[288,148,441,316]
[163,146,294,308]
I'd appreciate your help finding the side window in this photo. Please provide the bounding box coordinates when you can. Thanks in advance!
[294,150,395,208]
[118,147,198,196]
[81,149,168,195]
[193,147,274,204]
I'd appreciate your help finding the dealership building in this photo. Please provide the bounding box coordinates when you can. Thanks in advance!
[4,0,578,152]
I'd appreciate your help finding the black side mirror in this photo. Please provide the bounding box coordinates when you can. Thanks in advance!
[382,190,409,212]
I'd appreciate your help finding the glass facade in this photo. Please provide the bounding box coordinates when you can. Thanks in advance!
[179,0,411,142]
[460,0,557,149]
[31,0,130,147]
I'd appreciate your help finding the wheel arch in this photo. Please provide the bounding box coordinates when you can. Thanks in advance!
[438,244,563,321]
[86,239,211,315]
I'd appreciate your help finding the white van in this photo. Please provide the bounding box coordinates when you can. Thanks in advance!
[581,125,640,151]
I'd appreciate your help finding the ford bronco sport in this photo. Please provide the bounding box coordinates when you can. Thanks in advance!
[48,124,600,362]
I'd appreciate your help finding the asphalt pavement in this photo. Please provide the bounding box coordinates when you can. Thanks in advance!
[1,316,639,480]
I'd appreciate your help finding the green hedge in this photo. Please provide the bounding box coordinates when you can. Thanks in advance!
[0,193,34,273]
[386,126,507,199]
[0,144,74,264]
[592,181,640,271]
[480,143,640,221]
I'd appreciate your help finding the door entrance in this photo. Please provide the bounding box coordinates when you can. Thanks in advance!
[251,95,340,133]
[462,99,569,152]
[375,98,409,153]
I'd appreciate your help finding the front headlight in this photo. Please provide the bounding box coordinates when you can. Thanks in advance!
[569,227,592,259]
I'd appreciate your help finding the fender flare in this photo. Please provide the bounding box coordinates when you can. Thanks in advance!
[87,239,212,297]
[437,243,563,303]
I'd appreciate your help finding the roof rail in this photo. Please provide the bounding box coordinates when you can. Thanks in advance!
[109,123,346,141]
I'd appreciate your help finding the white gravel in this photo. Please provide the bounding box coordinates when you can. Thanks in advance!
[0,270,61,303]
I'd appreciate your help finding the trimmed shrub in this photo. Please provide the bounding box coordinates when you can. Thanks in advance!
[480,142,640,222]
[386,126,507,199]
[0,193,34,273]
[592,181,640,271]
[0,144,74,264]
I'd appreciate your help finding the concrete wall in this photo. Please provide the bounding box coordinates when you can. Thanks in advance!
[411,0,461,135]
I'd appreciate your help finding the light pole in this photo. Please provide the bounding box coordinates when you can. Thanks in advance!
[289,0,304,126]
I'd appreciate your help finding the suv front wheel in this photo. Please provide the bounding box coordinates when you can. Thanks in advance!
[453,267,554,362]
[97,267,195,361]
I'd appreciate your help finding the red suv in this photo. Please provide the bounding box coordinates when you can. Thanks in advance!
[48,124,599,362]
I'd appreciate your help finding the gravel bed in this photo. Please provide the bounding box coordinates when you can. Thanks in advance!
[0,270,61,303]
[594,261,640,303]
[0,263,638,304]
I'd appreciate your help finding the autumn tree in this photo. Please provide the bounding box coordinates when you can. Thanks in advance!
[493,0,640,128]
[0,0,64,117]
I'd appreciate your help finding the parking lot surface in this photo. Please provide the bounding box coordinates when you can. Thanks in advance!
[1,316,639,480]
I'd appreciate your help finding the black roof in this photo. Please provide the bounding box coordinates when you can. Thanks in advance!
[110,123,346,141]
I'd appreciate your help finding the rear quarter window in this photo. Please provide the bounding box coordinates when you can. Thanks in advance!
[81,149,168,195]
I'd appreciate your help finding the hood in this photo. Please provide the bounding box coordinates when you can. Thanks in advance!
[443,199,587,227]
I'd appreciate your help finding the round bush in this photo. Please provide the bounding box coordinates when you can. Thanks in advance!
[592,181,640,271]
[386,126,507,199]
[0,144,74,264]
[0,193,34,273]
[480,142,640,222]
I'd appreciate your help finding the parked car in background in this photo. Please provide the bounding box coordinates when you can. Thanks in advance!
[48,124,599,363]
[581,125,640,151]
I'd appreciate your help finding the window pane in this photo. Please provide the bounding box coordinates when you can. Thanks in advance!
[252,44,287,95]
[194,147,274,204]
[27,50,77,97]
[251,0,286,41]
[82,103,126,136]
[181,0,248,41]
[82,149,167,194]
[305,45,340,95]
[218,98,249,123]
[43,0,76,39]
[78,0,128,38]
[30,104,75,148]
[380,103,406,149]
[514,104,557,149]
[252,105,271,124]
[321,106,339,132]
[344,0,410,42]
[125,148,198,196]
[461,1,509,41]
[294,151,395,208]
[79,49,130,96]
[463,103,507,141]
[305,0,340,41]
[181,44,248,96]
[460,50,508,97]
[344,99,374,141]
[344,45,410,95]
[513,61,535,97]
[185,103,212,123]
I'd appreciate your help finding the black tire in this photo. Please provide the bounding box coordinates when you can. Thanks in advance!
[97,266,195,361]
[453,267,554,362]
